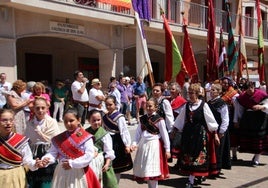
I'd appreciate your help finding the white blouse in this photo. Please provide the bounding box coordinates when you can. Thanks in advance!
[132,113,170,152]
[105,111,132,147]
[157,97,174,133]
[42,135,95,169]
[174,100,218,132]
[101,133,115,160]
[209,96,229,134]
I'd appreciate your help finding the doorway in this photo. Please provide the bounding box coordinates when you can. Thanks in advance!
[25,53,53,83]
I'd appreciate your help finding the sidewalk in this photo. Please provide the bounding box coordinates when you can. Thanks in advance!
[119,152,268,188]
[58,121,268,188]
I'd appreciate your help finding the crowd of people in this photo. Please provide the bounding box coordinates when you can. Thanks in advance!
[1,70,268,188]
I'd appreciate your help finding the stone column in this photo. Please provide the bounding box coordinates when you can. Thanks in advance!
[98,48,123,89]
[0,7,17,82]
[0,39,17,82]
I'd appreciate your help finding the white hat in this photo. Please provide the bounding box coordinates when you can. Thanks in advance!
[125,76,130,81]
[91,78,101,85]
[27,81,36,90]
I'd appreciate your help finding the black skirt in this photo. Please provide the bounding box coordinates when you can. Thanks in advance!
[111,133,133,173]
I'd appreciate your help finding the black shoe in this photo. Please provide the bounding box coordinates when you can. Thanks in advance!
[167,158,173,163]
[194,176,206,185]
[232,155,238,161]
[185,183,194,188]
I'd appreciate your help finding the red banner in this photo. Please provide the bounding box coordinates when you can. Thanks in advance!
[97,0,131,9]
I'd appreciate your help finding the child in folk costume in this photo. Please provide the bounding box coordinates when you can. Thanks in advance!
[25,98,60,188]
[40,108,100,188]
[102,95,133,183]
[131,98,171,188]
[0,109,41,188]
[86,109,118,188]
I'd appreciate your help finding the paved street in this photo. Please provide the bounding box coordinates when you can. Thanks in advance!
[59,121,268,188]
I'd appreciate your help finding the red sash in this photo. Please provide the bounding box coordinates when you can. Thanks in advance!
[52,128,100,188]
[0,133,28,166]
[52,128,92,159]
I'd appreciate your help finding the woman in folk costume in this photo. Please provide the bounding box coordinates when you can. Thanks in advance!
[0,109,41,188]
[102,95,133,183]
[40,107,100,188]
[86,109,118,188]
[233,81,268,166]
[207,83,230,176]
[174,83,219,188]
[25,98,60,188]
[131,98,170,188]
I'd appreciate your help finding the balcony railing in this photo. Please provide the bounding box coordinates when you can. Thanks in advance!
[49,0,268,40]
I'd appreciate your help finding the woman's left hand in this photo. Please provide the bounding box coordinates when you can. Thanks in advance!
[102,164,109,172]
[62,160,71,170]
[125,146,131,153]
[166,152,171,159]
[214,134,220,146]
[252,104,264,111]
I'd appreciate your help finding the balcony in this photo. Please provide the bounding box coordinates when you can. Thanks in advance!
[5,0,267,40]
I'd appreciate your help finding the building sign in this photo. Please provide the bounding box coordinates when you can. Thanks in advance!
[49,21,85,35]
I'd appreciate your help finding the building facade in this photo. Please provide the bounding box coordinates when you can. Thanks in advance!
[0,0,267,88]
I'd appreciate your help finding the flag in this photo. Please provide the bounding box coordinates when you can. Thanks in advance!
[237,2,248,82]
[161,8,183,82]
[132,0,153,81]
[134,12,153,79]
[226,1,238,73]
[218,28,227,78]
[131,0,150,21]
[256,0,265,82]
[182,19,198,83]
[206,0,218,81]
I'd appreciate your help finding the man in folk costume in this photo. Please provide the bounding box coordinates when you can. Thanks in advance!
[233,81,268,166]
[220,77,238,166]
[168,82,187,160]
[169,82,187,119]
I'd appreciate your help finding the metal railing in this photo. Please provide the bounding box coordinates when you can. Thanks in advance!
[49,0,268,39]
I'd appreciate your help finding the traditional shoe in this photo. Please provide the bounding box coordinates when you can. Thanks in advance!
[167,158,173,163]
[232,155,238,161]
[194,176,206,184]
[251,157,260,166]
[252,161,259,166]
[251,156,259,166]
[185,183,194,188]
